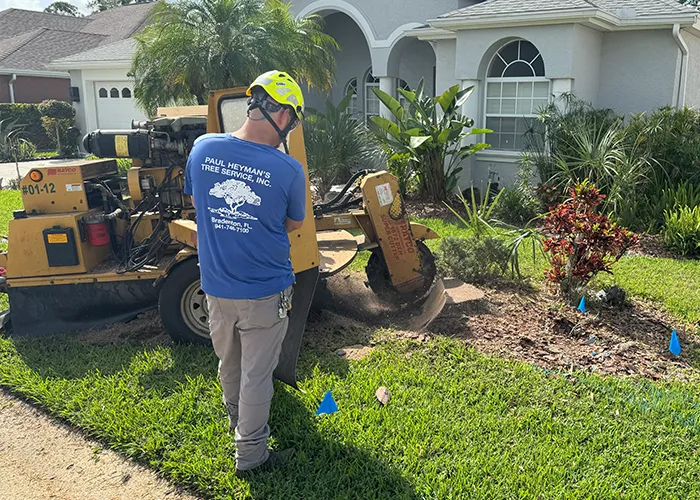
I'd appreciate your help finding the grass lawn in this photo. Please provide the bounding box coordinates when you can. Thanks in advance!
[1,191,700,497]
[3,334,700,499]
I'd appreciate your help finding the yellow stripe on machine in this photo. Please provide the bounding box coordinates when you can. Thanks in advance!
[115,135,129,157]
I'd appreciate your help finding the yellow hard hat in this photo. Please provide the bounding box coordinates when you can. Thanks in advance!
[246,70,304,120]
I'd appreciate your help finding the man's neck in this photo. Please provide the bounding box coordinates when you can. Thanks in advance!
[232,121,280,148]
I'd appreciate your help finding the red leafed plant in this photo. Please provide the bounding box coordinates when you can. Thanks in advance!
[543,181,638,298]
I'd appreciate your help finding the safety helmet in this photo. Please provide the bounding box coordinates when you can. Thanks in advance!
[246,70,304,121]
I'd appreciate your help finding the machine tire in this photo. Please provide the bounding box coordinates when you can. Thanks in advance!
[365,241,436,304]
[158,257,211,345]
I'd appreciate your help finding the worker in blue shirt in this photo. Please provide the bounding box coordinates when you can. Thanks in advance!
[184,71,306,476]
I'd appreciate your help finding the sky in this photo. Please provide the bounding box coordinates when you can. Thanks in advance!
[0,0,91,15]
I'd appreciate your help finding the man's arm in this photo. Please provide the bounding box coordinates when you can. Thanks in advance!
[286,167,306,234]
[285,218,303,233]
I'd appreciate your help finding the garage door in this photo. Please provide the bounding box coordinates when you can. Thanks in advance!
[94,82,148,130]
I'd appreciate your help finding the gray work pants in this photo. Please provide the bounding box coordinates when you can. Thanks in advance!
[207,285,292,471]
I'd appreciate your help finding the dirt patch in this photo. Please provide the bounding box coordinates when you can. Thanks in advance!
[0,389,201,500]
[628,233,677,259]
[422,284,697,380]
[335,345,374,360]
[72,310,172,346]
[317,273,697,381]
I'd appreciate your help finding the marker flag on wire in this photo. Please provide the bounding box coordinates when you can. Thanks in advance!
[316,390,339,415]
[578,296,587,314]
[669,330,681,357]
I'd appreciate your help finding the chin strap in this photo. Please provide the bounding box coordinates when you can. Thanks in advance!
[247,95,298,155]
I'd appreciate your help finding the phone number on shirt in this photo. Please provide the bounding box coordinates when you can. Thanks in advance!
[211,217,251,233]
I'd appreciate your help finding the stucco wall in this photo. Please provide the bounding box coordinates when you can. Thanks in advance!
[304,12,372,110]
[0,75,70,104]
[570,24,602,106]
[434,39,460,94]
[598,30,680,114]
[682,29,700,109]
[291,0,458,40]
[398,39,436,96]
[455,24,576,81]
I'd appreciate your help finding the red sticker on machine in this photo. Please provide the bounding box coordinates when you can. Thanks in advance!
[47,167,77,175]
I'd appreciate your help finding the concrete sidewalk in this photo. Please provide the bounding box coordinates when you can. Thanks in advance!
[0,159,84,186]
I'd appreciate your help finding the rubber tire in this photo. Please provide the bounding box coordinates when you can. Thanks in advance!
[158,257,211,345]
[365,241,436,305]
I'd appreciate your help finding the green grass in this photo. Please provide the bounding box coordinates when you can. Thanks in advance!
[2,335,700,499]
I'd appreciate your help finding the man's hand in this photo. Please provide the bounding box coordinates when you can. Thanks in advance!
[285,218,303,233]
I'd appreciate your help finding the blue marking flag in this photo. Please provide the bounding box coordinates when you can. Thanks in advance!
[578,296,587,314]
[316,390,339,415]
[669,330,681,357]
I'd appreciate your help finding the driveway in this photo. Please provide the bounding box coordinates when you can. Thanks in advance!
[0,159,82,186]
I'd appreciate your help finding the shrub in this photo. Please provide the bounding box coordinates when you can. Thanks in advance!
[493,162,542,227]
[385,149,415,197]
[438,235,510,283]
[543,181,638,298]
[38,100,79,157]
[305,93,384,200]
[0,118,37,164]
[371,80,489,202]
[663,206,700,258]
[0,103,52,150]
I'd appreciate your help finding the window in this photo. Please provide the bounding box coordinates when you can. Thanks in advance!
[110,87,119,98]
[485,40,549,150]
[121,87,131,98]
[364,69,380,124]
[398,79,410,111]
[344,78,358,116]
[98,87,107,98]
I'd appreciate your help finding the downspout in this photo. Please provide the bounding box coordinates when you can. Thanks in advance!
[673,24,689,109]
[8,73,17,103]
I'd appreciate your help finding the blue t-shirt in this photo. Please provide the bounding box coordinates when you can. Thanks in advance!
[184,133,306,299]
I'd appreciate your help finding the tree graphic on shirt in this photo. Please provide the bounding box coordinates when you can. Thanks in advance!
[208,179,261,221]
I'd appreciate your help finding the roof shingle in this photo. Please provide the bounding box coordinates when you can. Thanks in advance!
[438,0,697,19]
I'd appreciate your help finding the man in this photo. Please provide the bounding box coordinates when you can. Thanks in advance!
[183,70,307,475]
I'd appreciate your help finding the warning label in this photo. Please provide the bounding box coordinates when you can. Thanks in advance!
[47,233,68,244]
[65,183,83,192]
[375,183,394,207]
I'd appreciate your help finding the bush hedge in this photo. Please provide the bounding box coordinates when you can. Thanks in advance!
[0,103,53,151]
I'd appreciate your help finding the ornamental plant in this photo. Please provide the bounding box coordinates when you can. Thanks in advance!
[542,181,638,298]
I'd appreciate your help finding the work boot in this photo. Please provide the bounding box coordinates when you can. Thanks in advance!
[234,448,295,478]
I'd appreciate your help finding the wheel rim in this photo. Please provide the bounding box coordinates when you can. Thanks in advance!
[180,280,210,339]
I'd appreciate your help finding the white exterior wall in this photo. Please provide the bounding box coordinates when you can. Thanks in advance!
[434,39,460,94]
[682,30,700,109]
[69,66,148,147]
[291,0,457,40]
[598,30,681,114]
[398,39,436,95]
[570,24,602,106]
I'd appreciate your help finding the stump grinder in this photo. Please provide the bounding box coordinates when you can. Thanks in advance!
[0,87,448,387]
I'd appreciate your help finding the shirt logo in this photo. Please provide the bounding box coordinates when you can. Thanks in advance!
[208,179,261,221]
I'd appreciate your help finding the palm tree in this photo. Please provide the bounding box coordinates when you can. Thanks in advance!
[131,0,338,115]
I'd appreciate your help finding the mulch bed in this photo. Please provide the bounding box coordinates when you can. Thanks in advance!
[321,272,697,382]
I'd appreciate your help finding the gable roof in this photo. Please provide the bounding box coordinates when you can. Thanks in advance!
[50,38,137,68]
[433,0,698,27]
[0,4,153,75]
[0,9,90,40]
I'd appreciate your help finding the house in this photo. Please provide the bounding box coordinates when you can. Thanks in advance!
[0,4,152,128]
[291,0,700,188]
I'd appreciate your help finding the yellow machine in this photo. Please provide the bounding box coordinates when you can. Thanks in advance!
[0,87,439,387]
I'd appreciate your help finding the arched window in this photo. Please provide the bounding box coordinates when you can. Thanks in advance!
[110,87,119,98]
[121,87,131,98]
[98,87,107,98]
[344,78,358,116]
[485,40,549,150]
[364,69,380,124]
